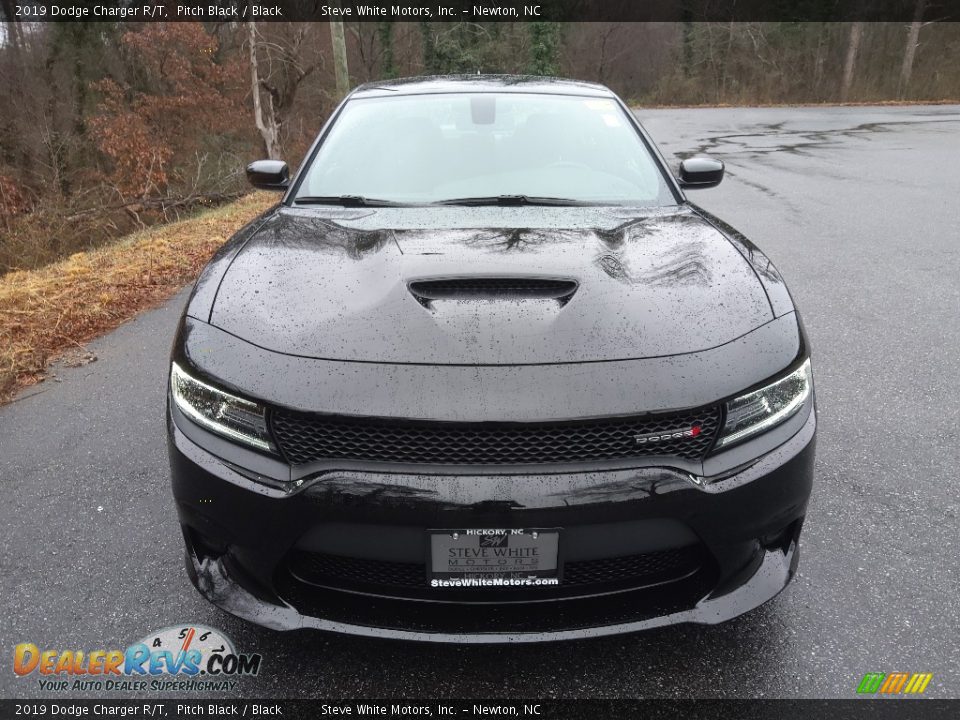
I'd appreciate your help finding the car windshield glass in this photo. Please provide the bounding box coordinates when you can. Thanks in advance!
[294,92,675,206]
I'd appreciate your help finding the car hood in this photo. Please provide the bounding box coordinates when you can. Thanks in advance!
[207,206,775,365]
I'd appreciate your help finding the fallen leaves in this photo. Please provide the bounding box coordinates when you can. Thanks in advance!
[0,192,276,403]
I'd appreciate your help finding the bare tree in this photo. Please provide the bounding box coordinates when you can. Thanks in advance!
[248,22,280,159]
[591,24,625,83]
[899,0,927,99]
[812,25,827,97]
[247,22,321,159]
[840,22,864,102]
[330,20,350,97]
[348,22,394,81]
[0,0,23,53]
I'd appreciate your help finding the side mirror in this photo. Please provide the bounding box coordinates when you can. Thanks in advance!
[246,160,289,191]
[678,157,724,190]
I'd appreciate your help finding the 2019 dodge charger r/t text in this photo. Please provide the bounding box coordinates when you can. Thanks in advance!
[167,76,815,642]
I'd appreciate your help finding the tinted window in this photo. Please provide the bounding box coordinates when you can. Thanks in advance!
[295,93,675,206]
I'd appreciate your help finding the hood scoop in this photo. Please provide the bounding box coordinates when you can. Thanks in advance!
[408,277,578,306]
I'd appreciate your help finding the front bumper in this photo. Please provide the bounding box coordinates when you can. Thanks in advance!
[168,401,815,642]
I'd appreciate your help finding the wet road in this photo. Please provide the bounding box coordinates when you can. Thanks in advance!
[2,105,959,699]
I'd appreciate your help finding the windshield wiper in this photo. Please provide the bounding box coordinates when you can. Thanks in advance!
[433,195,595,207]
[293,195,405,207]
[294,194,597,208]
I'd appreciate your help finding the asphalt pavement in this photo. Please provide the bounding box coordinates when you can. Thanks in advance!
[1,105,959,699]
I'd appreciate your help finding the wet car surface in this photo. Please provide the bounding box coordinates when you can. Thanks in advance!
[167,78,815,641]
[2,105,958,696]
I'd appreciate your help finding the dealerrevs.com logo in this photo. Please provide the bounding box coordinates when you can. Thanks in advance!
[13,625,262,692]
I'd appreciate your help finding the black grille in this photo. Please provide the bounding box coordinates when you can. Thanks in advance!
[270,407,720,467]
[287,546,704,592]
[408,277,577,301]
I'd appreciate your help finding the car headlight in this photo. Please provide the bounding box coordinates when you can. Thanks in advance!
[715,358,813,449]
[170,362,275,452]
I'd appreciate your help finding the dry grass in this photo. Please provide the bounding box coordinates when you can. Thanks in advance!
[0,192,276,403]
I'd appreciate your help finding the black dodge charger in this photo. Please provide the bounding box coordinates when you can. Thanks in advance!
[167,76,815,642]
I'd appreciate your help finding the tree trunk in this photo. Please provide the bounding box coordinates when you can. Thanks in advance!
[840,22,863,102]
[377,22,395,79]
[898,0,926,99]
[813,26,825,97]
[678,0,695,80]
[330,20,350,98]
[247,21,281,160]
[1,0,22,52]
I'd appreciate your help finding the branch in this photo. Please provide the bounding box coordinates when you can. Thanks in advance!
[64,192,245,221]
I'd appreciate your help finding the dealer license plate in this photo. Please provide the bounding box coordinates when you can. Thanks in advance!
[428,529,561,587]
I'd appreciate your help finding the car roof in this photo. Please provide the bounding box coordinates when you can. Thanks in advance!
[351,74,616,99]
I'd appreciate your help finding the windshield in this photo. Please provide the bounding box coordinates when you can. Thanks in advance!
[293,92,676,206]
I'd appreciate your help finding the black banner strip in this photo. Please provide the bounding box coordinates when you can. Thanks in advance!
[2,699,960,720]
[7,0,960,23]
